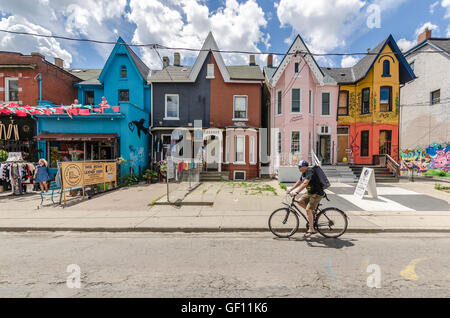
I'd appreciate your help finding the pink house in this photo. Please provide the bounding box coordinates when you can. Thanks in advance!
[264,35,339,175]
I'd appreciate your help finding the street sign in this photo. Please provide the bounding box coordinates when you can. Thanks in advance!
[354,167,378,199]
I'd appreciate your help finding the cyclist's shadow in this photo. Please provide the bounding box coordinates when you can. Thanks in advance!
[275,236,356,249]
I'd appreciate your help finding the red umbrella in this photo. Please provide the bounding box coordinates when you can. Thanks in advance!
[7,102,19,108]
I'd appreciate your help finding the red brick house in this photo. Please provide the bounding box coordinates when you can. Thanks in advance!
[0,51,80,160]
[204,33,264,180]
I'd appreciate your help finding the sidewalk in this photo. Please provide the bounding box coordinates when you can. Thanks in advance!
[0,180,449,233]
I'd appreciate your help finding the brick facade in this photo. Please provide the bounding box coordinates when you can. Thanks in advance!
[0,52,79,106]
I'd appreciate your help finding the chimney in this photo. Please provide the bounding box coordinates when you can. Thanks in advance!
[162,56,170,68]
[418,28,432,44]
[174,52,181,66]
[367,48,371,54]
[267,54,273,67]
[54,57,64,68]
[249,54,256,66]
[31,52,44,59]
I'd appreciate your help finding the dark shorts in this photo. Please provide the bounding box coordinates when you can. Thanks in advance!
[299,193,324,211]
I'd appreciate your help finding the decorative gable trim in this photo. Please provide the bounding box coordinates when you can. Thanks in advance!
[189,32,231,83]
[270,35,325,87]
[98,37,144,84]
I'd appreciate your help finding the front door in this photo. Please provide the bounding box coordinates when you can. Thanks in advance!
[379,130,392,156]
[319,135,331,165]
[337,127,349,163]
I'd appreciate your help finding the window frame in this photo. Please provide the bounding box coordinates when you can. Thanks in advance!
[225,135,229,163]
[290,131,301,154]
[234,135,246,164]
[380,86,392,112]
[5,77,19,102]
[118,89,129,102]
[233,95,248,121]
[120,65,127,79]
[431,89,440,105]
[291,88,301,113]
[361,88,371,114]
[276,90,282,115]
[382,60,391,77]
[321,92,331,116]
[206,64,215,79]
[360,130,370,157]
[250,136,256,165]
[294,62,300,75]
[85,91,95,105]
[309,89,313,114]
[164,94,180,120]
[338,90,349,116]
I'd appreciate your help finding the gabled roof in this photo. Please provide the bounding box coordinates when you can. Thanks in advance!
[324,35,416,85]
[98,37,150,83]
[263,66,277,83]
[66,68,102,81]
[405,38,450,57]
[148,32,264,83]
[270,34,328,87]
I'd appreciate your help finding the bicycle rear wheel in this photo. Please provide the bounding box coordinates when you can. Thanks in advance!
[315,207,348,238]
[268,208,299,238]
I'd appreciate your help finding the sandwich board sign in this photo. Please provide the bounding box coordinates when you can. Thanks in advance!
[354,167,378,199]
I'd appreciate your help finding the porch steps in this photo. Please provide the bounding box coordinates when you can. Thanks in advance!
[200,171,229,182]
[320,165,358,183]
[349,165,399,183]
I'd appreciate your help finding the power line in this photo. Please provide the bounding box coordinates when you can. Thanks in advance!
[0,28,447,57]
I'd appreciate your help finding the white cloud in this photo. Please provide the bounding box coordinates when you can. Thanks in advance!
[443,0,450,18]
[430,1,439,14]
[127,0,269,68]
[415,22,439,36]
[447,25,450,36]
[0,0,128,61]
[0,15,72,66]
[341,56,360,68]
[397,38,416,52]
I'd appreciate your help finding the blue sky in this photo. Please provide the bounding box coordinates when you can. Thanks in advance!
[0,0,449,70]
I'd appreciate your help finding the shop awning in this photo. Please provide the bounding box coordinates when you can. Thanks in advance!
[34,133,118,141]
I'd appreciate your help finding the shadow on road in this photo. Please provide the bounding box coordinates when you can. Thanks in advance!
[274,235,357,249]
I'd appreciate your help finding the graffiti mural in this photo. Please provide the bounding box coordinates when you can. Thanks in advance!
[128,119,148,138]
[400,143,450,174]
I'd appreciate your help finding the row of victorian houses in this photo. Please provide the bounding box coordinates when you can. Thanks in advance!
[0,29,448,180]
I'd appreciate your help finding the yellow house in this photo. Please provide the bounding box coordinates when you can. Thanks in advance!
[323,35,415,165]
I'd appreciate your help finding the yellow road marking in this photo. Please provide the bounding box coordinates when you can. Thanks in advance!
[400,258,427,281]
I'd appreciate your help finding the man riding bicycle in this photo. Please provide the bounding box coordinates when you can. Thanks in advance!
[287,160,325,238]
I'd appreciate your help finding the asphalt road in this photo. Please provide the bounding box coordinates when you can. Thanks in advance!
[0,231,449,297]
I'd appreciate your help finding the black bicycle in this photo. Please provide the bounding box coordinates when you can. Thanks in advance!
[268,193,348,238]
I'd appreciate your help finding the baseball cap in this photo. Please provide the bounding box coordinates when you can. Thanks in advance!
[297,160,309,167]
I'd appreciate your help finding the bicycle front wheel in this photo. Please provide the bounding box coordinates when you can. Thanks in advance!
[315,207,348,238]
[268,208,299,238]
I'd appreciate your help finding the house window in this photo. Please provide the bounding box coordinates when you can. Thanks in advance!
[361,130,369,157]
[321,92,330,115]
[431,89,440,105]
[309,90,312,114]
[338,90,349,115]
[361,88,370,114]
[119,89,129,102]
[291,131,300,154]
[120,65,127,79]
[165,94,179,119]
[294,62,300,74]
[380,86,392,112]
[250,136,255,164]
[235,135,245,163]
[85,91,94,105]
[233,95,248,120]
[382,60,391,77]
[277,90,282,115]
[5,77,19,102]
[277,132,282,154]
[206,64,215,79]
[291,88,301,113]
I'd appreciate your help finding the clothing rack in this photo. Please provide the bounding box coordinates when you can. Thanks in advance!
[0,160,36,195]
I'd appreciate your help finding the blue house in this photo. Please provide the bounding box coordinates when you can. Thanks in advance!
[35,37,151,177]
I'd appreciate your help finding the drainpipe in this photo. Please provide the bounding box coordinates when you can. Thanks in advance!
[34,73,42,104]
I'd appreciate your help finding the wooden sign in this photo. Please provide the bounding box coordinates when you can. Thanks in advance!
[61,162,84,189]
[83,162,105,186]
[60,161,117,190]
[354,167,378,199]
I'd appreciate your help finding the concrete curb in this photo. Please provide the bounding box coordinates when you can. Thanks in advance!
[1,227,450,233]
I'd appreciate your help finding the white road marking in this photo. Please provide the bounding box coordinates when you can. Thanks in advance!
[339,194,415,211]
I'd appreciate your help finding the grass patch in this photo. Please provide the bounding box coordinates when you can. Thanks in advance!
[279,183,287,191]
[148,194,166,208]
[435,183,450,193]
[202,189,207,194]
